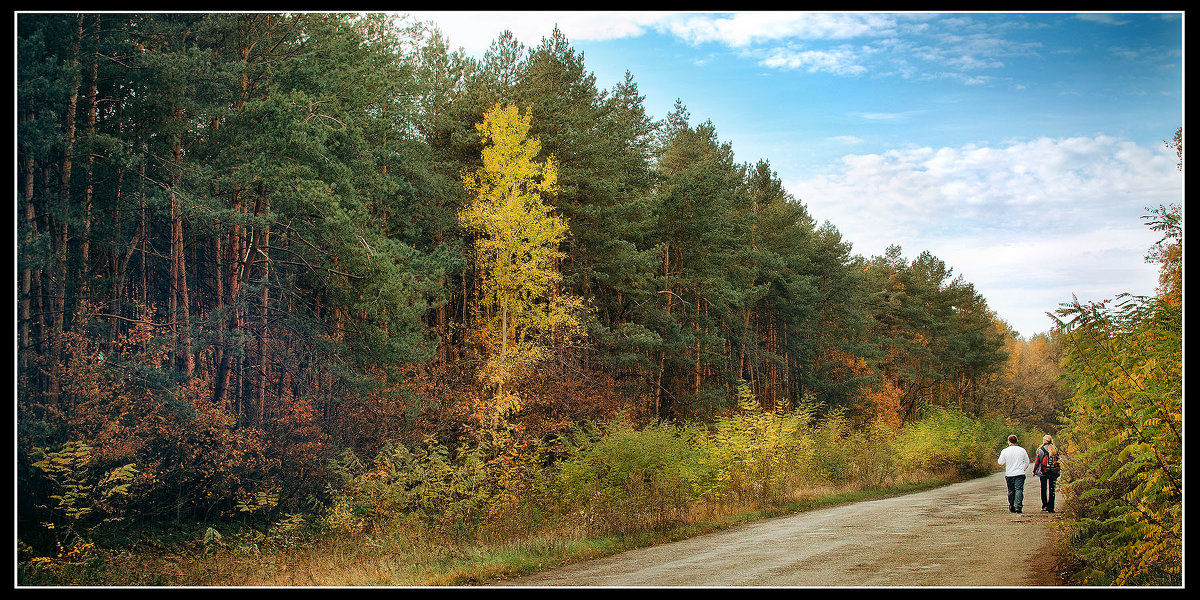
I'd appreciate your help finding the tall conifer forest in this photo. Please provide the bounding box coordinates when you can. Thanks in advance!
[22,15,1172,582]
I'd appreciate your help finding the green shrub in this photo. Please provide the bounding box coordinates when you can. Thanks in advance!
[895,408,1015,477]
[809,411,854,484]
[1054,293,1182,585]
[28,441,138,553]
[696,384,818,503]
[322,433,553,539]
[846,418,900,489]
[555,417,707,535]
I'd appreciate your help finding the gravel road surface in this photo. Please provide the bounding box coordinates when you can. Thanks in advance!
[501,469,1062,587]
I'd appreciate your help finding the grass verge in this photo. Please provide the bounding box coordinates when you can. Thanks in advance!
[18,475,975,586]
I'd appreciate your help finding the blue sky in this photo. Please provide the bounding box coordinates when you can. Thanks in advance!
[401,11,1183,338]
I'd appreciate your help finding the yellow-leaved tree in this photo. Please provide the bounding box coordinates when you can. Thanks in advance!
[461,103,585,405]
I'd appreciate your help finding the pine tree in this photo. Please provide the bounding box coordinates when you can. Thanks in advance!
[650,102,754,416]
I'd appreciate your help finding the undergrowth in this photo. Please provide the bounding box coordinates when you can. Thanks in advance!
[18,397,1030,586]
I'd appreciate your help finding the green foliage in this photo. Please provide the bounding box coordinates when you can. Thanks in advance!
[848,418,901,489]
[29,440,138,562]
[556,417,707,535]
[1053,291,1182,585]
[554,387,1000,536]
[325,441,486,534]
[235,489,280,516]
[18,13,1028,564]
[697,383,816,501]
[862,248,1009,421]
[323,431,553,539]
[894,407,1016,477]
[808,411,856,484]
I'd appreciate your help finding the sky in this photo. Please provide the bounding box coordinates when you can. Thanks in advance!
[399,11,1184,338]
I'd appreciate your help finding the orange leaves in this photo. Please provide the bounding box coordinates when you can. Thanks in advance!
[862,379,904,431]
[395,355,629,455]
[827,349,871,377]
[822,349,902,428]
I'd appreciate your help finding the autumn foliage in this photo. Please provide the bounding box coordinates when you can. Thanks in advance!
[1051,192,1183,585]
[21,13,1171,588]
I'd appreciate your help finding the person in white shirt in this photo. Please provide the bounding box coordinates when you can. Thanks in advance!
[997,434,1030,513]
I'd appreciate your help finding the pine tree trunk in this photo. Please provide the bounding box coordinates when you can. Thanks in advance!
[655,242,671,418]
[694,297,701,395]
[783,321,791,400]
[108,165,132,352]
[20,127,38,383]
[80,14,100,297]
[215,187,264,409]
[170,113,194,377]
[255,196,271,425]
[49,14,85,404]
[138,156,148,310]
[169,186,193,375]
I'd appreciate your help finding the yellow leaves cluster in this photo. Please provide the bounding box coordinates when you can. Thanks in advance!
[464,103,558,203]
[460,103,585,397]
[695,382,814,501]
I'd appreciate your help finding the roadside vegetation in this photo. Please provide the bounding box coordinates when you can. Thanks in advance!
[19,400,1028,586]
[1050,149,1182,585]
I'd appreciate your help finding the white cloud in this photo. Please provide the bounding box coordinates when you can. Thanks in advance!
[1074,13,1132,26]
[921,228,1163,336]
[788,135,1180,336]
[403,11,904,56]
[875,25,1041,82]
[402,12,1045,85]
[658,12,901,47]
[758,45,869,74]
[856,110,927,121]
[402,11,673,54]
[926,72,997,85]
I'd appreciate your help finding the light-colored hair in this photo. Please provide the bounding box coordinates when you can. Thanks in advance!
[1043,435,1058,456]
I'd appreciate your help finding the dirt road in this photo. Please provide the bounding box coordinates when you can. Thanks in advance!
[502,470,1063,587]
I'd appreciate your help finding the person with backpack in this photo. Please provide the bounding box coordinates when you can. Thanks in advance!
[1033,434,1061,512]
[997,434,1030,513]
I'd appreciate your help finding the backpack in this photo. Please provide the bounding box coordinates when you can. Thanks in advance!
[1045,451,1060,474]
[1039,445,1060,476]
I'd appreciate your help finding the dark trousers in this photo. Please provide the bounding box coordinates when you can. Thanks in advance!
[1005,474,1026,511]
[1040,473,1058,511]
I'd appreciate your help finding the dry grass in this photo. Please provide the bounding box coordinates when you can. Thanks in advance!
[22,472,971,587]
[19,433,979,588]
